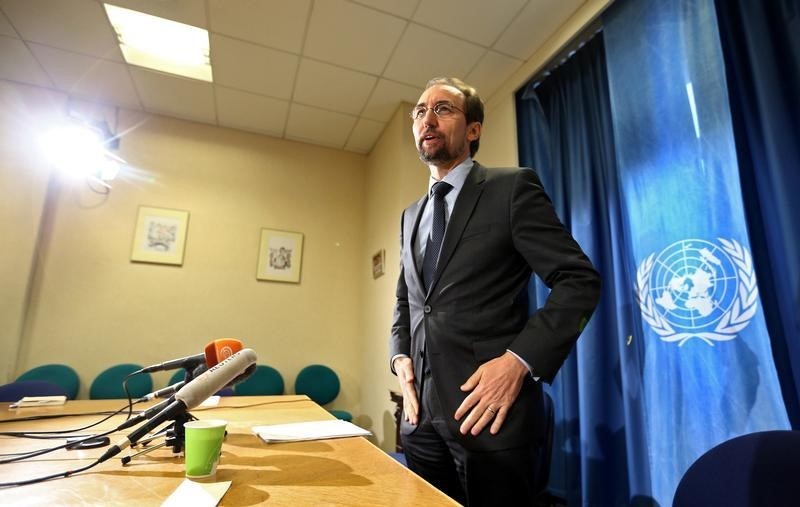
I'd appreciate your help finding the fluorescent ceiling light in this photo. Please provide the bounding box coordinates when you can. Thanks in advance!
[104,3,212,82]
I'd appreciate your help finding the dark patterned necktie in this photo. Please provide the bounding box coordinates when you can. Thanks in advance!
[422,181,453,291]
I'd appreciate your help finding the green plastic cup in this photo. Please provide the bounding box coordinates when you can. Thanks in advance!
[184,419,227,478]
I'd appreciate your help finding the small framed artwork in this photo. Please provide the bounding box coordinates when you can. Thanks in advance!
[130,206,189,265]
[372,249,385,279]
[257,228,304,283]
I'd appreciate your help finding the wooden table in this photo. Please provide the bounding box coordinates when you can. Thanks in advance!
[0,396,458,506]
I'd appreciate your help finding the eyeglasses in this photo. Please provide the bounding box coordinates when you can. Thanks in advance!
[410,101,465,121]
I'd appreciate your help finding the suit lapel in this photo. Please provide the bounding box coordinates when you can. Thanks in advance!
[427,162,486,297]
[405,195,428,292]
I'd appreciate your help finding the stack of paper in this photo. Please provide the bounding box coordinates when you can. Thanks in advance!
[253,419,371,443]
[9,396,67,408]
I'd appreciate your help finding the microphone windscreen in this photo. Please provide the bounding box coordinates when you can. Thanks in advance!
[177,348,257,408]
[204,338,243,366]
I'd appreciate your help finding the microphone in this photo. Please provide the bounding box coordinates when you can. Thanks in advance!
[99,348,258,463]
[137,338,243,374]
[135,381,186,403]
[116,398,173,431]
[135,360,256,403]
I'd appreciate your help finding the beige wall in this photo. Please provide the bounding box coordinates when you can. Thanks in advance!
[0,83,58,382]
[358,103,427,450]
[0,0,610,452]
[2,82,366,411]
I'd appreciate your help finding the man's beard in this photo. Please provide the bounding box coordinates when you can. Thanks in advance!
[417,140,457,165]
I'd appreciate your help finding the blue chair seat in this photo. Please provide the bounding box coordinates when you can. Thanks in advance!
[0,380,68,402]
[329,409,353,421]
[16,364,80,400]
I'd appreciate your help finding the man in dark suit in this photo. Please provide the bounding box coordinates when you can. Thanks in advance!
[390,77,601,506]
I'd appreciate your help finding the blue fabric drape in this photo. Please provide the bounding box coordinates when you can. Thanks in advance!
[714,0,800,428]
[517,34,648,506]
[516,1,792,504]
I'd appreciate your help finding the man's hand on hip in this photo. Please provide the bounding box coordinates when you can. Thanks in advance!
[455,351,528,436]
[393,356,419,425]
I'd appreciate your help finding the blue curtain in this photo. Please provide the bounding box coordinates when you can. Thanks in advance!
[516,0,792,504]
[517,33,649,506]
[714,0,800,428]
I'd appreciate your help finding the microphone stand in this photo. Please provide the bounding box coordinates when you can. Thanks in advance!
[122,366,199,464]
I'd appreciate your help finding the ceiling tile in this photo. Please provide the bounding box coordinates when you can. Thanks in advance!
[493,0,585,60]
[351,0,420,18]
[465,50,523,100]
[304,0,406,75]
[0,0,123,61]
[285,103,357,149]
[413,0,527,48]
[0,9,17,37]
[0,35,51,87]
[361,78,421,121]
[102,0,208,28]
[383,23,484,87]
[216,86,289,137]
[29,43,140,107]
[345,117,386,153]
[211,34,298,100]
[129,67,215,123]
[293,59,376,115]
[208,0,311,54]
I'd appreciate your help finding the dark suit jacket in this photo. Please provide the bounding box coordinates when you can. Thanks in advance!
[390,162,601,452]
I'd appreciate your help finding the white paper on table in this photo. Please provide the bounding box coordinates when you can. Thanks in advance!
[252,419,371,443]
[199,395,221,407]
[161,479,231,507]
[9,396,67,408]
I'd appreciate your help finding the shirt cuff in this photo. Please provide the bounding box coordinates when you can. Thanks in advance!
[390,353,410,374]
[507,349,540,381]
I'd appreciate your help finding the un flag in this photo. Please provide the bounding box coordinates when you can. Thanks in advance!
[605,0,790,504]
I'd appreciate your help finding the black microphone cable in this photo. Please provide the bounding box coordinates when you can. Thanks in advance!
[0,426,118,465]
[0,398,172,461]
[0,456,105,488]
[0,401,147,441]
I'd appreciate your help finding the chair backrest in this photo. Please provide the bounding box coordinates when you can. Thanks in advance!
[0,380,68,402]
[295,364,340,405]
[16,364,80,400]
[89,364,153,399]
[168,369,188,386]
[234,365,285,396]
[673,430,800,507]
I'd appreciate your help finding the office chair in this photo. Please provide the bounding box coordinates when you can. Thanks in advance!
[168,369,188,386]
[16,363,80,400]
[0,380,68,402]
[295,364,352,421]
[673,430,800,507]
[89,363,153,399]
[234,364,285,395]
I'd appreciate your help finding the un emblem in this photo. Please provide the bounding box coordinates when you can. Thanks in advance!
[635,238,758,345]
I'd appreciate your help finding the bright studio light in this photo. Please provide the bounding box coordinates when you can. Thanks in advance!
[40,123,123,186]
[41,124,106,178]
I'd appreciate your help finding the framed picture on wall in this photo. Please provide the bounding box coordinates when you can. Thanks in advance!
[372,249,385,279]
[257,228,304,283]
[130,206,190,265]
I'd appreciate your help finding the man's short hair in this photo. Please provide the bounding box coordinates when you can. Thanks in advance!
[425,77,484,156]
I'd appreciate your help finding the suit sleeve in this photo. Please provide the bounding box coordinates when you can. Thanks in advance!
[389,211,411,374]
[508,169,601,382]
